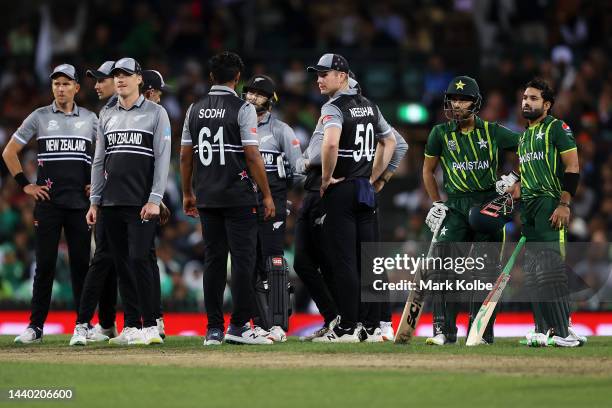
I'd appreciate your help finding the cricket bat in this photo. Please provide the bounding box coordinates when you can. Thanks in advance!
[394,227,441,344]
[465,236,526,346]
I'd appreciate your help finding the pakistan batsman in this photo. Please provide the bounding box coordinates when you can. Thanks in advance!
[423,76,519,345]
[511,78,585,347]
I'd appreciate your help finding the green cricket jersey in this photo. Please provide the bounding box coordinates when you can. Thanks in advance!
[425,117,519,195]
[518,115,577,200]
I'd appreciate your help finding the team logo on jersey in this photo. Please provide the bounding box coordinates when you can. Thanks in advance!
[74,121,86,129]
[272,221,284,231]
[478,139,488,149]
[45,178,53,189]
[37,159,44,167]
[260,134,273,144]
[535,130,544,140]
[47,120,59,131]
[562,122,571,132]
[238,170,249,180]
[134,114,147,122]
[107,116,118,129]
[447,140,457,151]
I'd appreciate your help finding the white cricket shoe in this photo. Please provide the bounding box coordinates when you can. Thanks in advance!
[363,327,384,343]
[425,333,449,346]
[267,326,287,342]
[568,326,587,346]
[109,327,144,345]
[69,323,89,346]
[14,327,42,344]
[312,326,361,343]
[87,325,110,342]
[380,321,395,341]
[95,323,118,339]
[225,324,273,345]
[143,326,164,345]
[156,318,165,339]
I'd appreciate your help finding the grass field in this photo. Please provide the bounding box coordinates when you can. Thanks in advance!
[1,335,611,407]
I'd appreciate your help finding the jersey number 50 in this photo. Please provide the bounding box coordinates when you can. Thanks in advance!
[353,123,375,162]
[198,126,225,166]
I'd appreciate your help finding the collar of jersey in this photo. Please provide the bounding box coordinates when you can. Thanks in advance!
[116,94,145,111]
[209,85,237,96]
[51,100,80,116]
[258,111,272,127]
[449,115,484,132]
[527,114,554,129]
[329,87,357,102]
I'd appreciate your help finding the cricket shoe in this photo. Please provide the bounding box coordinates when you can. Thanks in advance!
[568,326,587,346]
[380,321,395,342]
[142,326,164,345]
[69,323,89,346]
[203,328,225,346]
[312,325,361,343]
[109,327,144,345]
[363,326,384,343]
[425,333,451,346]
[267,326,287,343]
[225,324,273,345]
[87,325,110,342]
[156,318,165,339]
[14,327,42,344]
[94,323,118,339]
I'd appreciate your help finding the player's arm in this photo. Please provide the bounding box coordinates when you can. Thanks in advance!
[87,113,107,225]
[422,127,448,232]
[494,123,521,197]
[549,121,579,229]
[373,128,408,192]
[240,103,275,219]
[2,112,50,201]
[320,104,344,196]
[84,113,98,197]
[179,105,198,218]
[370,107,395,183]
[141,108,171,221]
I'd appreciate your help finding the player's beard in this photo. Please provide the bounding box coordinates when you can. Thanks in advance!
[522,106,543,120]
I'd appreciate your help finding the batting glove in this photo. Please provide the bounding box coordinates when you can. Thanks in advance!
[425,201,448,233]
[495,171,520,195]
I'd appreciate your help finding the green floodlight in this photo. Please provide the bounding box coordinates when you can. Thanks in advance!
[397,103,429,124]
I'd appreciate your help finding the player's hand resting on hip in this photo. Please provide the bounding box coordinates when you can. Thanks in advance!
[24,184,50,201]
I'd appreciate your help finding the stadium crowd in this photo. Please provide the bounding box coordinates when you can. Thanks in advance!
[0,0,610,312]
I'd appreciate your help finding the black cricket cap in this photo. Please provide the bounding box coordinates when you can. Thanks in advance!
[307,53,350,73]
[142,70,169,91]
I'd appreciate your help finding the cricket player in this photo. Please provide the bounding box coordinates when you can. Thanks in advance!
[307,53,396,343]
[242,75,301,342]
[88,57,171,346]
[423,76,519,345]
[70,65,171,346]
[4,64,97,344]
[510,78,585,347]
[180,51,275,345]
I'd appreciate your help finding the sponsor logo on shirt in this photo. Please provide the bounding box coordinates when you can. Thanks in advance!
[47,120,59,131]
[447,140,457,151]
[74,121,86,129]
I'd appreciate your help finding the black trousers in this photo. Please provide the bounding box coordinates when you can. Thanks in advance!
[29,203,90,330]
[77,210,162,327]
[77,211,118,328]
[322,180,377,329]
[293,191,339,326]
[199,206,258,330]
[102,206,157,328]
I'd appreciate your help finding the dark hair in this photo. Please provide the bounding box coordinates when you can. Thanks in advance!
[208,51,244,84]
[525,77,555,112]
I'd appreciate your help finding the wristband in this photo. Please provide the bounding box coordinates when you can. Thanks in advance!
[14,172,30,188]
[558,201,570,208]
[562,172,579,196]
